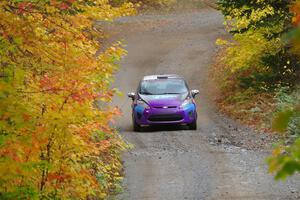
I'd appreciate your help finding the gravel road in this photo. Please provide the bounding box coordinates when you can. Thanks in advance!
[105,8,300,200]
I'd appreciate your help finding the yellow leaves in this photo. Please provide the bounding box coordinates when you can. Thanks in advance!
[0,0,135,198]
[216,38,228,46]
[34,27,46,38]
[219,29,283,73]
[224,3,278,32]
[45,5,57,14]
[272,146,284,157]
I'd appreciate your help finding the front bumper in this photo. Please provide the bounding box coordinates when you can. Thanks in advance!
[133,103,197,125]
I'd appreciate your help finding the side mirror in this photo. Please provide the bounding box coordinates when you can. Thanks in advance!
[191,90,199,97]
[127,92,136,100]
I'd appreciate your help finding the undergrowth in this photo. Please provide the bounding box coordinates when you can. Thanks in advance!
[212,50,277,131]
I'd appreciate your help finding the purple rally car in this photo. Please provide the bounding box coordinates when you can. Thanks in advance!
[128,74,199,132]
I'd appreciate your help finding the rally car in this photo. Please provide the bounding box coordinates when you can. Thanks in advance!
[128,74,199,131]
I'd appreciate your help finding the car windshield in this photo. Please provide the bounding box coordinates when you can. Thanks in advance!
[139,79,188,95]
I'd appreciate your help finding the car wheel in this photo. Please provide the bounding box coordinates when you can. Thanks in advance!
[133,119,141,132]
[189,120,197,130]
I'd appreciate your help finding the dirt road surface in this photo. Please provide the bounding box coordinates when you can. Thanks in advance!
[105,8,300,200]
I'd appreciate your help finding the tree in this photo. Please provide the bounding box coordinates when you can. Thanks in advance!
[215,2,300,180]
[215,0,299,127]
[217,0,295,81]
[0,0,135,199]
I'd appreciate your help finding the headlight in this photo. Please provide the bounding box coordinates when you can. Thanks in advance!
[181,98,193,108]
[136,99,150,109]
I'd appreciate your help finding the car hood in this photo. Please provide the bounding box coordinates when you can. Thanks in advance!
[139,93,188,107]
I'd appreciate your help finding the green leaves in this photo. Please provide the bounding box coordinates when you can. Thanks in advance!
[272,110,294,133]
[0,186,38,200]
[275,160,300,180]
[268,138,300,180]
[267,90,300,180]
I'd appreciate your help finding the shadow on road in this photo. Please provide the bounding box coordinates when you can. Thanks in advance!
[140,124,190,132]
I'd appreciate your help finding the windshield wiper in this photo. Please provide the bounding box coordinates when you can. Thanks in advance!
[140,92,154,95]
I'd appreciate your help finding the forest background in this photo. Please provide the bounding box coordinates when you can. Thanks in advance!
[1,0,300,199]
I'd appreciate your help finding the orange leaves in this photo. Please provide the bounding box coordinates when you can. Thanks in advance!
[39,74,62,94]
[292,15,300,26]
[22,114,31,122]
[2,31,9,39]
[0,133,42,163]
[47,172,71,183]
[50,0,76,11]
[291,1,300,26]
[98,140,112,151]
[59,2,70,10]
[16,2,33,15]
[0,0,135,198]
[70,85,95,103]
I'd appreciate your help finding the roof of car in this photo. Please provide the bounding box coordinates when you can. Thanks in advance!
[143,74,183,81]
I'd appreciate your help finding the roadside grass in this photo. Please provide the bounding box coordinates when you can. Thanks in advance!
[216,90,276,131]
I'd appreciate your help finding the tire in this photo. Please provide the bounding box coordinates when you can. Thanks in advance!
[133,119,141,132]
[189,120,197,130]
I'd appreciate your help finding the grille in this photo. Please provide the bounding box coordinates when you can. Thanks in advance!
[148,114,183,122]
[153,106,177,109]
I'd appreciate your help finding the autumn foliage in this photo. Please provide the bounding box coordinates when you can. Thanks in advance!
[215,0,299,127]
[216,0,300,180]
[0,0,135,199]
